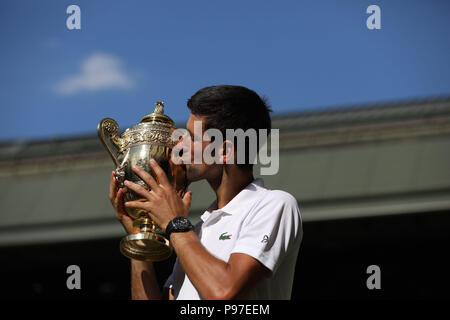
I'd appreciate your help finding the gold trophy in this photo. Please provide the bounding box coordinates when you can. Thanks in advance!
[97,101,187,261]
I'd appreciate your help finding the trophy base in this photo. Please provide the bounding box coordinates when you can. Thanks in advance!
[120,232,173,262]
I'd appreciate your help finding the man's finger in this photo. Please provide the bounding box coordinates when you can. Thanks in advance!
[124,199,153,212]
[115,188,126,213]
[124,180,154,201]
[124,200,158,226]
[149,158,171,187]
[131,165,159,192]
[109,171,117,201]
[114,188,125,218]
[182,191,193,212]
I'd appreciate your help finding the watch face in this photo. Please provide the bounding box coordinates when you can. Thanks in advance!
[174,217,192,230]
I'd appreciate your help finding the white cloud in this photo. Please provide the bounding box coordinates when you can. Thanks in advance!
[54,53,134,95]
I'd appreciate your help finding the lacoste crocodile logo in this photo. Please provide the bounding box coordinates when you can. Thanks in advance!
[219,232,232,240]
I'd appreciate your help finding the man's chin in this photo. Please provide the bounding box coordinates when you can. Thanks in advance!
[186,165,203,183]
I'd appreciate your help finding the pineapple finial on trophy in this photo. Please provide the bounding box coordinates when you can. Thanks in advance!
[140,100,174,125]
[154,101,164,114]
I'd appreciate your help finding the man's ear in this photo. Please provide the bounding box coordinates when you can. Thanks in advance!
[222,140,235,164]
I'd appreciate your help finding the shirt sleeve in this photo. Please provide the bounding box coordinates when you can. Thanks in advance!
[229,190,303,273]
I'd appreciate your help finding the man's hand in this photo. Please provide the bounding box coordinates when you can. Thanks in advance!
[109,171,137,234]
[123,158,192,231]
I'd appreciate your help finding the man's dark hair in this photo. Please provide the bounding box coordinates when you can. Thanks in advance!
[187,85,272,170]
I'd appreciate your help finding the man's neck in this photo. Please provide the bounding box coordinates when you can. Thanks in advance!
[207,167,254,210]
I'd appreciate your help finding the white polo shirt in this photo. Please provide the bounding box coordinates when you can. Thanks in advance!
[164,178,303,300]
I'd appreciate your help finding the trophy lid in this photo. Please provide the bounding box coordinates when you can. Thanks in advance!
[140,101,174,126]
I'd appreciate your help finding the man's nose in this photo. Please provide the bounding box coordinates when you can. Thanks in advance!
[172,133,191,159]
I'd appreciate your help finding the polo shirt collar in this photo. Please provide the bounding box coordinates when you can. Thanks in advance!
[200,178,265,223]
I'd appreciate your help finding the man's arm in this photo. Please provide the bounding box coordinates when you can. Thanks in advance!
[131,260,163,300]
[109,171,165,300]
[131,260,174,300]
[124,162,271,300]
[170,230,270,300]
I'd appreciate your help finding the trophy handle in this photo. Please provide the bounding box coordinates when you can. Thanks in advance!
[97,117,123,167]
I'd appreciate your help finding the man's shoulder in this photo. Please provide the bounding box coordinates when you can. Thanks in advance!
[258,187,299,209]
[249,186,301,224]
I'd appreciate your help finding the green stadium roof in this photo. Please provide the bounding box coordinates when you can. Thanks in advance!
[1,96,449,246]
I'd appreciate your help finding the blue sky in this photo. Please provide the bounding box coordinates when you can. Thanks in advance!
[0,0,449,141]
